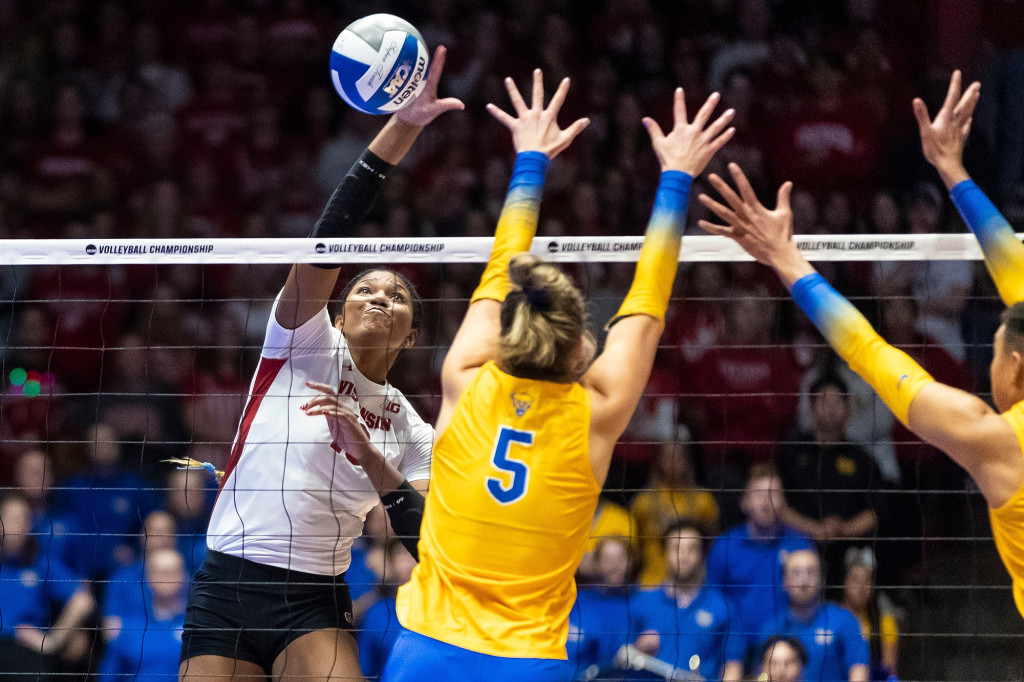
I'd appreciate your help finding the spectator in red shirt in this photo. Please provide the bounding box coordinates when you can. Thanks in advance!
[769,57,883,196]
[23,84,109,233]
[688,287,800,470]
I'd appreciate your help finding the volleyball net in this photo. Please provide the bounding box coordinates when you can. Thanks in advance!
[1,235,1021,680]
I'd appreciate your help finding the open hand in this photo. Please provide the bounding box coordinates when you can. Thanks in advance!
[697,163,812,286]
[395,45,465,128]
[912,69,980,188]
[302,381,374,465]
[644,88,735,176]
[486,69,590,159]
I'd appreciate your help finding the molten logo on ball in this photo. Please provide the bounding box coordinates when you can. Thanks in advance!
[330,14,429,115]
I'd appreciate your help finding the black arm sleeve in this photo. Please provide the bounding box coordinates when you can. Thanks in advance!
[380,479,425,561]
[309,149,393,267]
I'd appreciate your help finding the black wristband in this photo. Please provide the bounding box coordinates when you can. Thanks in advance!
[309,149,393,269]
[381,479,425,561]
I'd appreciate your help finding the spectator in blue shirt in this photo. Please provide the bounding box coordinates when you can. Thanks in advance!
[99,547,187,682]
[358,538,417,679]
[12,449,79,575]
[0,493,95,678]
[102,510,179,635]
[567,535,636,676]
[744,550,869,682]
[707,464,814,678]
[630,521,732,681]
[52,422,160,579]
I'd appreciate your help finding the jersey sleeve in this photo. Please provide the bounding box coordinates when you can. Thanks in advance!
[263,293,335,359]
[397,419,433,483]
[950,178,1024,306]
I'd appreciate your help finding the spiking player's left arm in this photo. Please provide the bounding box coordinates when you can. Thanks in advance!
[914,70,1024,307]
[699,164,1021,508]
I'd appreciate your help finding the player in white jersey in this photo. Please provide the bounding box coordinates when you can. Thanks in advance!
[178,47,463,682]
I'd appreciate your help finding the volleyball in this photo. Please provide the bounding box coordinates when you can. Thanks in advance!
[329,14,429,115]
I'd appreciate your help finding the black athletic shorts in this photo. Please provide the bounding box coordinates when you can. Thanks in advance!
[180,550,353,672]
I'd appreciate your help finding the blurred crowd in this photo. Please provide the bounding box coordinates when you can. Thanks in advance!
[2,0,1024,679]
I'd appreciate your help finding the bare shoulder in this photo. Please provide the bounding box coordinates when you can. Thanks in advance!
[978,409,1024,508]
[909,383,1024,507]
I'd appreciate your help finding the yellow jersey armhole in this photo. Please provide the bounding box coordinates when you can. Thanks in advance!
[993,405,1024,515]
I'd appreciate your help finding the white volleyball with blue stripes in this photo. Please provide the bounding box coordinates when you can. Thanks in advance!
[330,14,429,115]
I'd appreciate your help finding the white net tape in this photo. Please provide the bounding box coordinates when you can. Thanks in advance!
[0,233,1010,265]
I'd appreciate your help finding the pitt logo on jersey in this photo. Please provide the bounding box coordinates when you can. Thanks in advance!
[510,392,534,417]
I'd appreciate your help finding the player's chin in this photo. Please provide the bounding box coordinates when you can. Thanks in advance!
[351,320,405,344]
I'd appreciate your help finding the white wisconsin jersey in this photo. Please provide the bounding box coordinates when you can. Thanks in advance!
[207,298,433,575]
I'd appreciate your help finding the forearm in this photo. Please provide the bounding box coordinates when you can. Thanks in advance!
[779,505,826,540]
[47,590,95,651]
[840,509,877,538]
[279,145,395,326]
[934,159,970,191]
[609,171,692,326]
[380,480,426,561]
[790,273,934,427]
[352,444,406,497]
[368,116,425,165]
[471,151,550,303]
[950,179,1024,305]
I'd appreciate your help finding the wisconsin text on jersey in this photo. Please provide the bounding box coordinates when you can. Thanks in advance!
[338,379,398,431]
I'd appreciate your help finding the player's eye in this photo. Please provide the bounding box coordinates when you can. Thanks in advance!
[357,286,371,294]
[392,293,406,302]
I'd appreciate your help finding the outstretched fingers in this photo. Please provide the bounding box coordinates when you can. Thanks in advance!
[911,97,931,132]
[424,46,448,94]
[531,68,544,110]
[486,102,516,128]
[642,116,666,145]
[706,172,745,212]
[697,219,738,237]
[952,81,981,123]
[698,191,741,227]
[940,69,963,116]
[776,181,794,214]
[546,77,571,117]
[728,163,760,207]
[672,88,687,129]
[504,76,529,115]
[551,116,591,156]
[564,116,591,140]
[691,92,721,129]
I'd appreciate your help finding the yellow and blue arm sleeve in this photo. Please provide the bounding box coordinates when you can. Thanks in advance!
[471,151,549,303]
[791,272,934,427]
[950,179,1024,306]
[609,171,693,326]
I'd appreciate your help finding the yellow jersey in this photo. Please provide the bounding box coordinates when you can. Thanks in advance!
[396,361,602,658]
[992,399,1024,619]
